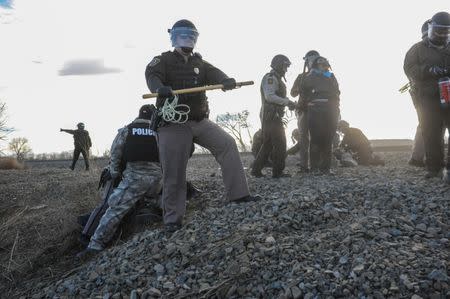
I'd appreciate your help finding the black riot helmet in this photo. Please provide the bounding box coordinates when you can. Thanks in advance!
[337,120,350,132]
[428,12,450,46]
[138,104,156,120]
[303,50,320,70]
[270,54,291,76]
[169,19,199,53]
[77,122,85,130]
[421,20,431,40]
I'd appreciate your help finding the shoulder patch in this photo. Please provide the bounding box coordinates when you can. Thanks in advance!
[148,57,160,67]
[267,77,274,84]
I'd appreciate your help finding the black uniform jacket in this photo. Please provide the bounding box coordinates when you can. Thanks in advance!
[145,50,229,120]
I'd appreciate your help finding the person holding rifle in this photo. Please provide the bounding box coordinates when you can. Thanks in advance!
[145,19,260,233]
[404,11,450,182]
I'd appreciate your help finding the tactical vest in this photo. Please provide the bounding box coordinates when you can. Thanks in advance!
[410,40,450,98]
[123,122,159,163]
[303,72,340,104]
[161,51,208,120]
[260,72,287,121]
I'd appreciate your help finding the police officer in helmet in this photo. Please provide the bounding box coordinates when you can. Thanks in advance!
[251,54,296,178]
[298,56,340,174]
[145,20,260,232]
[290,50,321,173]
[409,20,431,167]
[404,11,450,182]
[77,104,162,258]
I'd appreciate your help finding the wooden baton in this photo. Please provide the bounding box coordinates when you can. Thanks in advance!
[142,80,254,99]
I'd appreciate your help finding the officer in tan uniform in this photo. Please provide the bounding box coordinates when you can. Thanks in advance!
[251,54,296,178]
[145,20,260,232]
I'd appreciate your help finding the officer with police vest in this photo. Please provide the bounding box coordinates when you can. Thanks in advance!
[404,11,450,181]
[77,105,162,258]
[145,20,260,232]
[251,54,296,178]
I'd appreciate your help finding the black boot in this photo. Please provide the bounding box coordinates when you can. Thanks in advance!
[164,223,182,234]
[272,172,291,178]
[424,169,441,179]
[250,169,265,178]
[443,169,450,185]
[230,195,262,204]
[76,247,102,261]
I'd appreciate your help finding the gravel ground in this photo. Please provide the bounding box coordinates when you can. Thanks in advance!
[3,152,449,299]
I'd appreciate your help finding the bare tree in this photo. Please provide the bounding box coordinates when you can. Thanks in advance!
[8,137,32,161]
[216,110,253,152]
[0,101,14,155]
[102,149,111,158]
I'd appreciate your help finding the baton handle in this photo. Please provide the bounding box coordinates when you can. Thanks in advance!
[142,80,254,99]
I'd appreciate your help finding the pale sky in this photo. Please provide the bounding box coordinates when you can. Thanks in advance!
[0,0,449,155]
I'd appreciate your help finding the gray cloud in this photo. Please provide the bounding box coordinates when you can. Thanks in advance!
[58,59,122,76]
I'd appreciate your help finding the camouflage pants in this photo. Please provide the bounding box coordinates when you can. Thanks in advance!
[89,162,161,250]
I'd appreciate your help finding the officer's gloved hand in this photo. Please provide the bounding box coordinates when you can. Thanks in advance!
[428,66,449,77]
[98,167,111,189]
[221,78,236,91]
[287,100,297,111]
[156,86,173,99]
[60,128,63,132]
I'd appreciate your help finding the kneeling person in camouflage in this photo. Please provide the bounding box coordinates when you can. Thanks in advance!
[78,105,161,258]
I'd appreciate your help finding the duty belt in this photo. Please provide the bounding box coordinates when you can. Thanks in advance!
[308,99,329,105]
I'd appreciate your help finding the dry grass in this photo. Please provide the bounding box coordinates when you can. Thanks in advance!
[0,165,102,294]
[0,157,24,170]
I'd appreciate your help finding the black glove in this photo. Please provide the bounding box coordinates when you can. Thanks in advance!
[98,168,112,189]
[221,78,236,91]
[287,100,297,111]
[60,128,63,132]
[429,66,449,77]
[156,86,173,98]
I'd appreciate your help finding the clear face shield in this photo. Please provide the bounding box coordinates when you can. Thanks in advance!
[428,23,450,46]
[304,55,320,70]
[170,27,199,49]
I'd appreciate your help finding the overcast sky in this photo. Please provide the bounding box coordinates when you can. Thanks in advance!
[0,0,449,155]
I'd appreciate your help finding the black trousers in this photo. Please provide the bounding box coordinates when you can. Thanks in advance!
[418,100,450,171]
[252,119,286,176]
[307,103,339,171]
[72,148,90,170]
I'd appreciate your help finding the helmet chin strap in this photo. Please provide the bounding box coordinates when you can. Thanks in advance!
[181,47,193,54]
[428,38,446,49]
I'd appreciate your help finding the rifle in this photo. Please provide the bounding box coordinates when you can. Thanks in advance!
[81,168,122,238]
[399,82,411,93]
[142,80,254,99]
